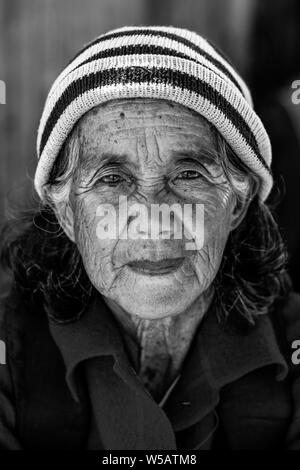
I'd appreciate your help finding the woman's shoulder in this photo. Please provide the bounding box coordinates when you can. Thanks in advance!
[0,281,11,340]
[282,291,300,317]
[0,282,25,369]
[280,291,300,350]
[280,291,300,330]
[0,281,50,361]
[0,281,21,334]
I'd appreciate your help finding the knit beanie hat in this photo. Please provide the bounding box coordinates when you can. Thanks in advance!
[35,25,273,201]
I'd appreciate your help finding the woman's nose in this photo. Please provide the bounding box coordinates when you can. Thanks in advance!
[126,202,183,241]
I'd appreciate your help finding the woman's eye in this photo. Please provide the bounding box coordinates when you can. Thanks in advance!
[176,170,201,180]
[99,174,124,185]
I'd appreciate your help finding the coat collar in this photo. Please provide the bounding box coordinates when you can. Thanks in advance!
[48,292,289,448]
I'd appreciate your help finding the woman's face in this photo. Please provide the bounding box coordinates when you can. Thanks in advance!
[61,99,249,319]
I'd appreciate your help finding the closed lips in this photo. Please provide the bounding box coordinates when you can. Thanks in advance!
[127,258,184,275]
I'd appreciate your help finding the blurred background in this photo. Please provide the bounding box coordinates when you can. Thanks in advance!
[0,0,300,290]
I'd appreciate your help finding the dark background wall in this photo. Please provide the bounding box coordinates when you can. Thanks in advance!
[0,0,300,289]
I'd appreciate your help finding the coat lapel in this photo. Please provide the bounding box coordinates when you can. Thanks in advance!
[49,292,289,450]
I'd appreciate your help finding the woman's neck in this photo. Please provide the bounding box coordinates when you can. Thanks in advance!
[103,286,214,402]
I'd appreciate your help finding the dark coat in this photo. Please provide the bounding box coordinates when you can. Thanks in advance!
[0,285,300,450]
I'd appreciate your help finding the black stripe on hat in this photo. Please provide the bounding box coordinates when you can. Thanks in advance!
[40,67,270,175]
[70,44,241,94]
[69,28,245,97]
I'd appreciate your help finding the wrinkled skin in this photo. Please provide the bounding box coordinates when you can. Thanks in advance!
[55,99,251,400]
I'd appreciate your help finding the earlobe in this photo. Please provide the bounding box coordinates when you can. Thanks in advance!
[54,201,76,243]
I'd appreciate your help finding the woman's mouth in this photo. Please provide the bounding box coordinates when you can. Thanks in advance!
[127,257,185,275]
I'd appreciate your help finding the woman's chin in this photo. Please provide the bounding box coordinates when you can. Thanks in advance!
[110,283,199,320]
[114,301,185,320]
[91,264,202,319]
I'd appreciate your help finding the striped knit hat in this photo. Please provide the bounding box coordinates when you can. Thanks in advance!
[35,25,273,201]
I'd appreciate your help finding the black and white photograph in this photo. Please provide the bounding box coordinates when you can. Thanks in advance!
[0,0,300,456]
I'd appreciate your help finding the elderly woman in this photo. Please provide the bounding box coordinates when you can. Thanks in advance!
[1,26,300,451]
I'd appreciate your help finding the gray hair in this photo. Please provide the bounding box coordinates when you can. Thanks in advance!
[43,109,258,211]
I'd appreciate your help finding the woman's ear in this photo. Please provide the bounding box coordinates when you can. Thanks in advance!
[53,200,76,243]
